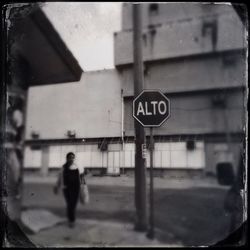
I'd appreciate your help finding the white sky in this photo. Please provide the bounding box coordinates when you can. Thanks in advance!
[42,2,122,72]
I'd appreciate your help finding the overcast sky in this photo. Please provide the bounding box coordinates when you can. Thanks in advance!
[42,2,122,72]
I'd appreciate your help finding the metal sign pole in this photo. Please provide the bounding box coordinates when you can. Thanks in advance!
[147,127,155,239]
[132,90,170,238]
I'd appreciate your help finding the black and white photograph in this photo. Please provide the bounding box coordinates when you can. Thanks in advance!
[1,2,248,247]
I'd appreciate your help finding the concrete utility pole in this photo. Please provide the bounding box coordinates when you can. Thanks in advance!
[133,3,147,231]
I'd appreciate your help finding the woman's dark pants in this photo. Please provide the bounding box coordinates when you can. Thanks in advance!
[63,186,80,223]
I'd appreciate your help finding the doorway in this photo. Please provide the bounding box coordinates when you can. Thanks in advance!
[107,151,120,175]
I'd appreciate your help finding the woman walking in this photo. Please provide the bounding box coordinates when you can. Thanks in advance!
[54,152,84,228]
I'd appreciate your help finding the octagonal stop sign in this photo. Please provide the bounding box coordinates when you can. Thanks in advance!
[133,90,170,127]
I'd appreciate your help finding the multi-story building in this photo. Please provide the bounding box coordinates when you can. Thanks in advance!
[24,3,246,178]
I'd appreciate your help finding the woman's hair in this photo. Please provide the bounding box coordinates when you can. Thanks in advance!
[66,152,75,159]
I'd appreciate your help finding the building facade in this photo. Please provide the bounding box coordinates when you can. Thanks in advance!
[24,3,247,177]
[115,3,246,177]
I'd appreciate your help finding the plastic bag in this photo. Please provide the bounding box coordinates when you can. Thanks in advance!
[79,183,89,204]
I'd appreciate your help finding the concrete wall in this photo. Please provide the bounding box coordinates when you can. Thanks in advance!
[121,3,238,31]
[116,4,245,66]
[25,69,122,140]
[124,89,245,137]
[119,52,245,97]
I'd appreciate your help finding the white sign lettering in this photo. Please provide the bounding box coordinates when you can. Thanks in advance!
[151,101,158,114]
[145,102,152,115]
[137,101,167,116]
[158,101,167,115]
[137,102,145,115]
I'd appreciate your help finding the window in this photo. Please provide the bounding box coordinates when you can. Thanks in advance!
[149,4,159,15]
[186,140,195,150]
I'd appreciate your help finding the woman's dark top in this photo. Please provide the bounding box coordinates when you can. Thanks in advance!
[62,164,80,189]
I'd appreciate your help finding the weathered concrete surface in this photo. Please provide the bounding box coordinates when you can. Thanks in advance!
[21,209,65,233]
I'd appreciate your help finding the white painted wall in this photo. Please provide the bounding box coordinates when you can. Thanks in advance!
[25,69,122,140]
[24,142,205,170]
[24,147,42,168]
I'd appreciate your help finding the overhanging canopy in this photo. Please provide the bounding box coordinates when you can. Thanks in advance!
[8,5,83,87]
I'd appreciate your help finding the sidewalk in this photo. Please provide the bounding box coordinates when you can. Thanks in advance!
[19,179,230,247]
[23,175,227,189]
[21,209,182,247]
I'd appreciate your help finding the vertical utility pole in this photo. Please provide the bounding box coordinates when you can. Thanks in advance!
[133,3,147,231]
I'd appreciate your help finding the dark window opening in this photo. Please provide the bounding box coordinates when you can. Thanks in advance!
[216,162,235,186]
[187,140,196,150]
[211,93,227,108]
[30,145,41,150]
[149,4,159,15]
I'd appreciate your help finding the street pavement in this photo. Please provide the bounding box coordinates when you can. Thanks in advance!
[23,174,225,189]
[16,175,240,247]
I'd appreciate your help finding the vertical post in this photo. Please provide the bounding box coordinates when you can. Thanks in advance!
[19,91,29,207]
[121,89,125,175]
[41,146,49,177]
[133,3,147,231]
[223,104,234,171]
[121,89,124,148]
[1,12,8,232]
[147,127,155,239]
